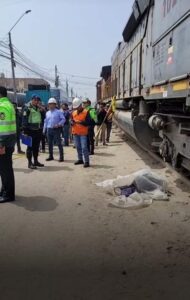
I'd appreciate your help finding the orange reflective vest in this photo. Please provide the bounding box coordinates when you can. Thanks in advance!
[72,109,88,136]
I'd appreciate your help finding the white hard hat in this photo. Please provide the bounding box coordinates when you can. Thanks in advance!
[72,97,83,109]
[48,97,57,104]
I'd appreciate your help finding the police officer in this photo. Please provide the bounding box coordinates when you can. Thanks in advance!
[22,94,44,169]
[0,86,16,203]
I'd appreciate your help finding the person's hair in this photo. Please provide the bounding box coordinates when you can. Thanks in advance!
[100,103,106,107]
[0,86,7,97]
[63,103,68,107]
[87,100,91,105]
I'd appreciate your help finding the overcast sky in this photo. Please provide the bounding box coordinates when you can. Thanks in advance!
[0,0,133,100]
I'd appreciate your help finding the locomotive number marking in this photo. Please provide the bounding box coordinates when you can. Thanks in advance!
[163,0,177,17]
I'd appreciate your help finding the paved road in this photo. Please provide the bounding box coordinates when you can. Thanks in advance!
[0,128,190,300]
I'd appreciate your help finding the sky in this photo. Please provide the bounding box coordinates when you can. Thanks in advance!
[0,0,133,100]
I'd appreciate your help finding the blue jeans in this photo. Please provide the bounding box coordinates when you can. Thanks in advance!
[73,135,89,163]
[47,128,64,159]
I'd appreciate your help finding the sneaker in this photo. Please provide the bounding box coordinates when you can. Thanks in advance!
[74,160,84,165]
[84,162,90,168]
[46,157,54,161]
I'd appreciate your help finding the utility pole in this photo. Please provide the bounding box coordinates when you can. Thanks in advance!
[70,87,74,98]
[66,79,69,98]
[8,10,31,104]
[8,32,17,103]
[55,65,59,88]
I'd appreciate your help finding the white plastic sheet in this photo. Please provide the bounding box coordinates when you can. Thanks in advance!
[96,169,168,209]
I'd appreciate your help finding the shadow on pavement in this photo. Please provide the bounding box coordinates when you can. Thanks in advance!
[91,165,113,169]
[14,168,33,174]
[38,166,73,172]
[95,152,115,157]
[14,195,58,212]
[63,159,75,163]
[109,140,124,143]
[14,166,73,173]
[107,143,123,147]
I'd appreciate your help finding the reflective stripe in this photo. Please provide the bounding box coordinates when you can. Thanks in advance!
[0,131,16,136]
[0,124,16,133]
[0,121,16,125]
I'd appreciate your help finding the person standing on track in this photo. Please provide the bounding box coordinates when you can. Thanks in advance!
[0,86,16,203]
[22,94,44,169]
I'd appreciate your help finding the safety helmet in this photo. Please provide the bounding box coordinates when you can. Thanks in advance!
[48,97,57,104]
[72,97,83,109]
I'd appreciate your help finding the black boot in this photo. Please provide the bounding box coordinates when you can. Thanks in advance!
[74,160,84,165]
[28,162,37,169]
[34,160,44,167]
[58,157,64,162]
[46,157,54,161]
[84,162,90,168]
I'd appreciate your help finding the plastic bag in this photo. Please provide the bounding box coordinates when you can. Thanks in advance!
[109,192,153,209]
[96,169,168,208]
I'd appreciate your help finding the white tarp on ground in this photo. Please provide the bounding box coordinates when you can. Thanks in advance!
[96,169,168,209]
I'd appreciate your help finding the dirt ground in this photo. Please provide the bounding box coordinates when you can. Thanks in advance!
[0,127,190,300]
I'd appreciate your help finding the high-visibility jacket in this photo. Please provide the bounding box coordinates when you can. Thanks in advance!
[86,105,97,124]
[0,97,16,144]
[28,106,42,124]
[22,104,42,131]
[72,109,88,136]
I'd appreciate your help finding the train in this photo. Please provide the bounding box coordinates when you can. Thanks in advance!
[7,87,68,107]
[97,0,190,171]
[7,91,26,107]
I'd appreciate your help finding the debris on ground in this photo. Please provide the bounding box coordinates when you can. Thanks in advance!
[96,169,168,209]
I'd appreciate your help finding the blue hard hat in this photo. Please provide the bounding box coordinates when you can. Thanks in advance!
[32,94,39,99]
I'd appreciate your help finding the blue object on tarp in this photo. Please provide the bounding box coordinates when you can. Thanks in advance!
[20,134,32,147]
[114,185,136,197]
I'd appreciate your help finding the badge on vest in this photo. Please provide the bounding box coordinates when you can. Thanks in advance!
[0,112,5,120]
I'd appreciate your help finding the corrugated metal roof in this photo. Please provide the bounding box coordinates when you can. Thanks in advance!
[0,77,49,91]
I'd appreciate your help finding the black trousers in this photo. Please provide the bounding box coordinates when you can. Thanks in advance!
[0,147,15,200]
[16,127,22,152]
[40,129,46,151]
[106,122,112,142]
[26,130,42,163]
[87,126,95,154]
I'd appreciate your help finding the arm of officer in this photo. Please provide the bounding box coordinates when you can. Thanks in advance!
[22,107,30,134]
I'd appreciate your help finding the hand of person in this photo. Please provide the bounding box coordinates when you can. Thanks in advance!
[0,146,5,155]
